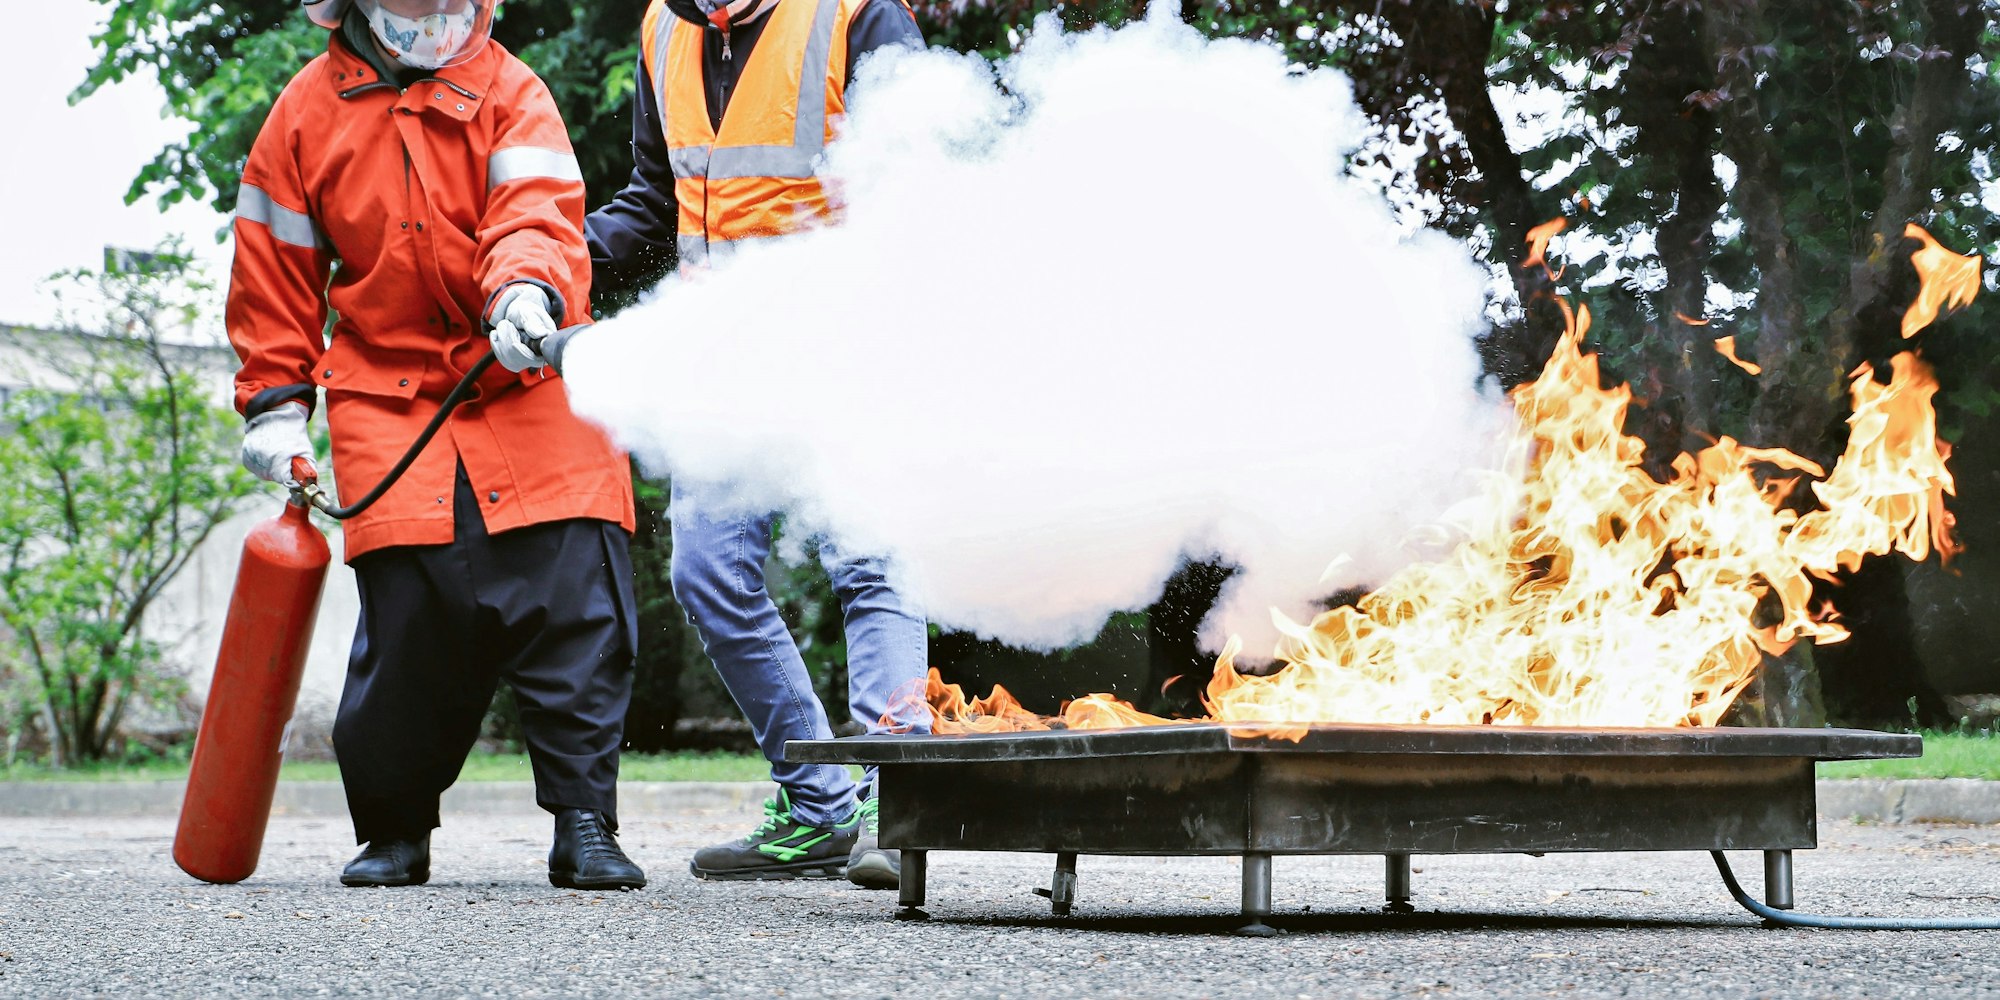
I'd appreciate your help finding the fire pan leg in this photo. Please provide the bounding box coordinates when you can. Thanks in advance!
[1035,851,1078,916]
[1236,853,1278,937]
[895,850,929,921]
[1384,852,1414,914]
[1763,850,1794,910]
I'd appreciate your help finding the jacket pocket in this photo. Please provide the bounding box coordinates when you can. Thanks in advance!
[313,336,428,399]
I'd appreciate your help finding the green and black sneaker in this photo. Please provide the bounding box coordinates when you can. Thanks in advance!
[688,789,858,881]
[844,793,899,890]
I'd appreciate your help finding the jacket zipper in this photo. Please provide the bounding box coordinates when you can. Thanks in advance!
[716,27,735,127]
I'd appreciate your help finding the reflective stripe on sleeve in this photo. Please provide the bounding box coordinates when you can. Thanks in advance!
[488,146,585,188]
[235,184,325,251]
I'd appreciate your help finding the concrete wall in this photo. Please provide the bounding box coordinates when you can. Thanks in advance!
[146,511,359,749]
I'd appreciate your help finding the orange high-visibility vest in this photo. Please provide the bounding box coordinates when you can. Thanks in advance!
[640,0,861,266]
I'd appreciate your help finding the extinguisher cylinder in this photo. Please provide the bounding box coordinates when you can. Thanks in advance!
[173,498,330,884]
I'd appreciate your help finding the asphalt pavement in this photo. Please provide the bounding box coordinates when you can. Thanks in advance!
[2,804,1997,998]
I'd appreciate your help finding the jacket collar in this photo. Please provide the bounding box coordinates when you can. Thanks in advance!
[326,24,503,123]
[663,0,713,27]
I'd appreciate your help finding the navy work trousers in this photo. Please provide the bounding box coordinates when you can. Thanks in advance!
[333,466,637,843]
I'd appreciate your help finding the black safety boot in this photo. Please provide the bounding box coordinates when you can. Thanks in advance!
[549,809,648,890]
[340,834,431,887]
[845,791,899,890]
[689,789,857,881]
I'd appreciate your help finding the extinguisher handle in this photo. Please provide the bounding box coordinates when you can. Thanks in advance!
[287,458,327,512]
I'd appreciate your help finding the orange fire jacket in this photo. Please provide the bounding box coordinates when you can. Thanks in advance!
[641,0,866,266]
[226,33,633,560]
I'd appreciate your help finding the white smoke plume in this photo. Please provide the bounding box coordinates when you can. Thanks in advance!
[565,5,1507,654]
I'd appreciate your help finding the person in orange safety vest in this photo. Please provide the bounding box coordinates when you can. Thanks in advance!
[584,0,932,890]
[228,0,644,890]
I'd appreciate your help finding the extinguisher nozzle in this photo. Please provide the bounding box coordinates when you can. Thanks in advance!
[532,324,589,377]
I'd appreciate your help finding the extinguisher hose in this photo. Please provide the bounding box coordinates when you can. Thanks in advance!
[1711,851,2000,930]
[298,350,499,520]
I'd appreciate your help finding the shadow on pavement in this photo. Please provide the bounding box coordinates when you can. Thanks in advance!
[900,909,1761,936]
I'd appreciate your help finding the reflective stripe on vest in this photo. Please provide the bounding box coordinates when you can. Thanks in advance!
[645,0,851,263]
[235,183,326,251]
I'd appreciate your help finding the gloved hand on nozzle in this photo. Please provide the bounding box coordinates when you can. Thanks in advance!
[242,401,317,487]
[488,282,557,372]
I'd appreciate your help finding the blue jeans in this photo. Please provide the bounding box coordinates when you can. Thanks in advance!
[668,484,931,828]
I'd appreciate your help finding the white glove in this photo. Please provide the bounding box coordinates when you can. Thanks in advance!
[489,283,558,373]
[242,401,316,486]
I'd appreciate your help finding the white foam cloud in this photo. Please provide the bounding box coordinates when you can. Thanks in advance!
[566,5,1506,653]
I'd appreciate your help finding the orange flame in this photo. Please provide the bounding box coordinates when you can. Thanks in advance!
[1713,335,1763,375]
[918,227,1971,734]
[911,668,1177,732]
[1522,217,1569,279]
[1901,223,1982,339]
[1787,354,1961,568]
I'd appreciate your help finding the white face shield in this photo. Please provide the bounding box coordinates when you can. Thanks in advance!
[354,0,497,71]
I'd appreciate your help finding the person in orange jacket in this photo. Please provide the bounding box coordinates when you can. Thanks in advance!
[228,0,645,890]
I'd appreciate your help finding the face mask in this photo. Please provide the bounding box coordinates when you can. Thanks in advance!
[367,5,478,70]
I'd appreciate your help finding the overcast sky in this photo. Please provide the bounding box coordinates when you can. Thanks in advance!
[2,2,232,330]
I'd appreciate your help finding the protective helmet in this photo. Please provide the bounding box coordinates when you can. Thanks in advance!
[301,0,349,28]
[304,0,498,71]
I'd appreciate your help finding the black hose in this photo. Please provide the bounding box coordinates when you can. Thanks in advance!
[305,350,498,520]
[1711,851,2000,930]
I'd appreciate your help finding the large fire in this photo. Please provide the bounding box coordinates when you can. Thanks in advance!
[911,225,1977,735]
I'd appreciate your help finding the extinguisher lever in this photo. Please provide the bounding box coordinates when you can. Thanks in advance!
[287,457,337,515]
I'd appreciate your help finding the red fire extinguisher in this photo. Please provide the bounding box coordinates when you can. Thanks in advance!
[172,461,330,884]
[173,327,589,884]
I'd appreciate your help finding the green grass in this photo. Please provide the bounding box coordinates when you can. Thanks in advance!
[1816,731,2000,780]
[1,751,771,783]
[0,757,197,782]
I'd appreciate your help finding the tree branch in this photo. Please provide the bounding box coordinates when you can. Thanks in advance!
[1372,0,1560,382]
[1703,0,1816,447]
[1834,0,1983,363]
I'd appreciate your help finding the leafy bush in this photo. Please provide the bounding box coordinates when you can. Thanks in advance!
[0,250,259,763]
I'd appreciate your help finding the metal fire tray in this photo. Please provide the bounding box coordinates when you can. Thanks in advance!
[787,724,1918,932]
